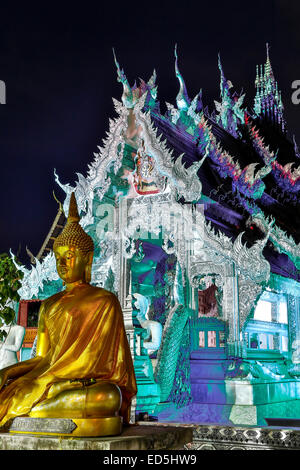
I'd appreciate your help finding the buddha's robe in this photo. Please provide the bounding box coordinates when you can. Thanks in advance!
[0,284,137,426]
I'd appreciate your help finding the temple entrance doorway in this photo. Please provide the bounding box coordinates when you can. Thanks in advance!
[189,281,229,423]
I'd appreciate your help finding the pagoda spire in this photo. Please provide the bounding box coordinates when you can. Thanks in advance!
[253,43,286,133]
[265,43,273,77]
[174,44,190,111]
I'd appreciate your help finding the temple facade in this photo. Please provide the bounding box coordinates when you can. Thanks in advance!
[13,45,300,426]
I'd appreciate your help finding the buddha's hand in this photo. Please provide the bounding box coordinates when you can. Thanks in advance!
[0,370,8,392]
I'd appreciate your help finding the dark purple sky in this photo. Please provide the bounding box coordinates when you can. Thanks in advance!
[0,1,299,265]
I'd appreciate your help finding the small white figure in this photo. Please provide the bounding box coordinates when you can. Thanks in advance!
[133,293,162,355]
[0,323,25,369]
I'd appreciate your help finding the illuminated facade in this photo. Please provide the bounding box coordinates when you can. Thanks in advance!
[14,45,300,426]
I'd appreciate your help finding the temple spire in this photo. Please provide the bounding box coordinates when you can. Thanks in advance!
[253,43,286,133]
[266,42,270,66]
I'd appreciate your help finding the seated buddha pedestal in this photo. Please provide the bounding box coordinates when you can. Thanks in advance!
[0,193,137,437]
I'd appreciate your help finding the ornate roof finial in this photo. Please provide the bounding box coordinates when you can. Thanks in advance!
[218,53,225,80]
[26,246,36,265]
[218,53,233,94]
[53,191,65,216]
[196,89,203,113]
[174,44,190,111]
[293,135,300,159]
[112,48,134,108]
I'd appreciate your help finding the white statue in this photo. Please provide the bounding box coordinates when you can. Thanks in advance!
[0,323,25,369]
[133,293,162,355]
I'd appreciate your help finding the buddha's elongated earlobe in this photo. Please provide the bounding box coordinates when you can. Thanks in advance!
[84,252,93,283]
[84,263,92,283]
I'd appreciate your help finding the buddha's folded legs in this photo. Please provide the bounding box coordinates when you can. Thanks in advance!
[29,382,122,419]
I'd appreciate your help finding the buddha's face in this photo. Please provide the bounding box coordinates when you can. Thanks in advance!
[54,246,91,284]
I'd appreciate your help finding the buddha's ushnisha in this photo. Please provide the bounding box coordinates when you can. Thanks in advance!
[53,192,94,256]
[0,193,137,436]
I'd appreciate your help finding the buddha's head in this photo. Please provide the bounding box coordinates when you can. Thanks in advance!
[53,193,94,285]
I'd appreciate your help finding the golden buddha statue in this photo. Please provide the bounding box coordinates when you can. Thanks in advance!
[0,193,137,437]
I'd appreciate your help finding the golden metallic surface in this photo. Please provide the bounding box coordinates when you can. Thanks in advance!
[71,417,123,437]
[53,192,94,256]
[29,382,122,419]
[10,416,123,437]
[0,193,137,435]
[54,246,93,286]
[0,282,136,429]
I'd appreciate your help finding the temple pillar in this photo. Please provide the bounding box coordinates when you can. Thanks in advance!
[287,294,300,361]
[273,332,280,351]
[118,198,137,420]
[224,263,243,357]
[271,302,278,323]
[120,258,134,352]
[117,198,135,354]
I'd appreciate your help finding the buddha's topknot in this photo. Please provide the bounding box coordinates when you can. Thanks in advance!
[53,192,94,255]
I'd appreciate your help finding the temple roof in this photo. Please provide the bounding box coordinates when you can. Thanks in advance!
[110,44,297,282]
[148,111,300,281]
[43,45,300,282]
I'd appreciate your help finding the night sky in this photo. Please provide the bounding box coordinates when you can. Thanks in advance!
[0,1,299,265]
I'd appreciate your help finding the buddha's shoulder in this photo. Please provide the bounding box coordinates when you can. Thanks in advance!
[40,286,119,310]
[86,285,118,302]
[41,291,64,308]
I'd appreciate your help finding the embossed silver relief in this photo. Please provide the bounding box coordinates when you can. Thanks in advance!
[238,274,263,333]
[11,251,60,300]
[249,213,300,270]
[15,96,274,368]
[187,215,270,354]
[133,94,208,203]
[10,417,78,434]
